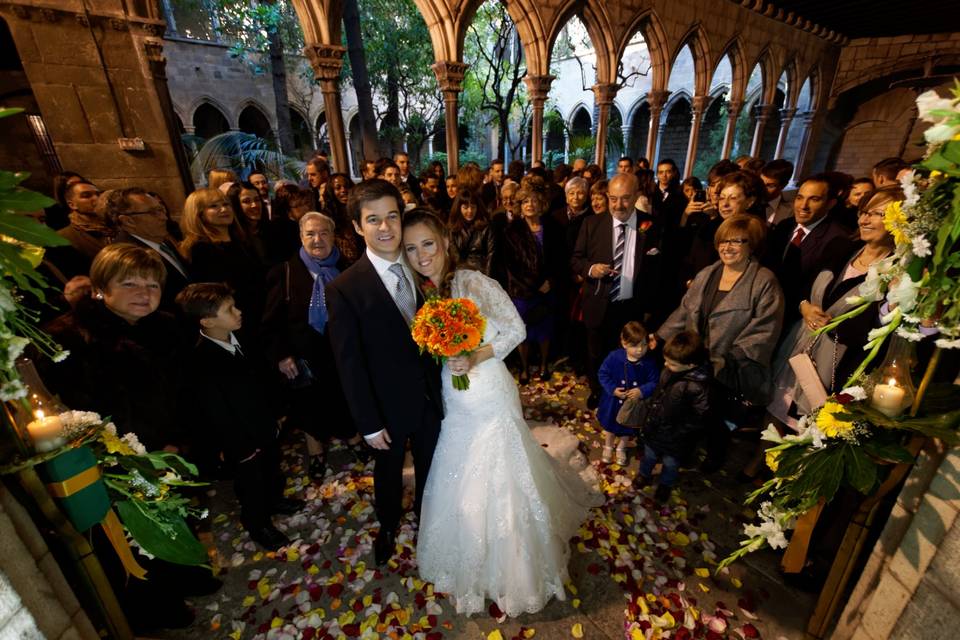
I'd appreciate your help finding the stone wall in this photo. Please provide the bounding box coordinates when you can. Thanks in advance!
[0,485,98,640]
[832,440,960,640]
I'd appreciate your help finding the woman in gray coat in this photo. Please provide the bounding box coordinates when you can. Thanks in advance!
[657,215,785,469]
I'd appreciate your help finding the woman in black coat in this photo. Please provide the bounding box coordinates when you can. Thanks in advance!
[180,187,266,342]
[42,243,186,452]
[262,212,364,477]
[448,190,493,273]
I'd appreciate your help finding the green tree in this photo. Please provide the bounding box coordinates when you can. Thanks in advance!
[462,0,529,163]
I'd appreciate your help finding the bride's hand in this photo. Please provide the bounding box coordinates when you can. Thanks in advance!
[448,354,472,375]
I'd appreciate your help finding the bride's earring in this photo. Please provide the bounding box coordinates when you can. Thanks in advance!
[94,291,104,300]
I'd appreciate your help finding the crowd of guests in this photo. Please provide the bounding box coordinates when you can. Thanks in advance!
[32,149,921,626]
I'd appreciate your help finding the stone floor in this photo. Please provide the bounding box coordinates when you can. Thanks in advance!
[159,372,817,640]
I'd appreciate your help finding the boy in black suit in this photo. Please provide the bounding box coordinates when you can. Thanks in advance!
[176,283,303,550]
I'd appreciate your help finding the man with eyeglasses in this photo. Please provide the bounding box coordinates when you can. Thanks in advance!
[104,187,192,310]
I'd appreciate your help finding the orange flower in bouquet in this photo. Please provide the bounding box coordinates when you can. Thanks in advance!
[411,296,486,390]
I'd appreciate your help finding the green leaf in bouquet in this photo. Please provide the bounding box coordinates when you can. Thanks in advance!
[0,242,53,300]
[855,401,960,443]
[115,500,208,566]
[941,140,960,165]
[0,188,56,215]
[921,151,960,176]
[785,445,845,505]
[862,438,916,464]
[842,444,878,494]
[0,212,69,247]
[0,107,24,119]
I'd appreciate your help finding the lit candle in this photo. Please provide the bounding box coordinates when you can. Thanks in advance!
[871,378,906,418]
[26,410,64,452]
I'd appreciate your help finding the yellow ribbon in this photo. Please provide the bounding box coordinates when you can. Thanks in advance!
[46,465,102,497]
[46,465,148,580]
[781,500,825,574]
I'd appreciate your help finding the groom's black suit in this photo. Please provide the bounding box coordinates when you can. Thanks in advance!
[326,253,443,535]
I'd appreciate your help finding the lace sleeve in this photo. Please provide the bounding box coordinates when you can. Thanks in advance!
[456,270,526,360]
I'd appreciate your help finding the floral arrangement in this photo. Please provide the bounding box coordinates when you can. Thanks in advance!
[60,411,209,566]
[720,82,960,569]
[411,296,486,390]
[0,108,70,404]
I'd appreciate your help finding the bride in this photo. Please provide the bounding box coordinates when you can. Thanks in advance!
[401,208,599,617]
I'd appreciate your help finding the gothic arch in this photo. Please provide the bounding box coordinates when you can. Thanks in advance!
[288,0,342,47]
[715,36,748,104]
[829,52,960,104]
[803,64,823,112]
[546,0,616,85]
[235,99,274,129]
[567,102,593,129]
[663,88,692,119]
[670,24,711,97]
[615,9,669,93]
[188,96,234,131]
[625,96,649,127]
[780,58,801,109]
[747,46,777,105]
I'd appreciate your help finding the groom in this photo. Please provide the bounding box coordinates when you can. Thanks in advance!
[326,179,444,565]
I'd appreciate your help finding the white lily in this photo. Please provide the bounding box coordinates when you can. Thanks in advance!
[924,122,960,144]
[916,90,955,123]
[887,276,920,313]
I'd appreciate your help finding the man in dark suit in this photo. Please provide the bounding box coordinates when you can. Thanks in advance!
[103,188,191,311]
[651,158,687,227]
[760,159,796,227]
[326,180,443,566]
[572,172,662,406]
[766,174,856,328]
[394,152,422,202]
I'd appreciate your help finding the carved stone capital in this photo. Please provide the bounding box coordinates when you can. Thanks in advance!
[690,95,712,116]
[726,100,744,118]
[591,83,619,106]
[523,74,555,102]
[432,61,469,93]
[143,38,165,65]
[779,107,797,122]
[645,90,670,112]
[304,44,346,83]
[109,18,128,31]
[753,103,776,121]
[75,13,89,27]
[798,110,817,126]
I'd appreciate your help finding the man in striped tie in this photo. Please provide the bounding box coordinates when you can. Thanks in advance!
[572,172,662,407]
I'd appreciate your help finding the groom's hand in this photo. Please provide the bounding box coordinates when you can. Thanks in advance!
[366,430,392,450]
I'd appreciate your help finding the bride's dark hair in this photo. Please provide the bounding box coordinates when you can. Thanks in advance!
[401,208,460,298]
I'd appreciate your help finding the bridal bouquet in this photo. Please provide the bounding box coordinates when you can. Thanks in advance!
[411,296,486,390]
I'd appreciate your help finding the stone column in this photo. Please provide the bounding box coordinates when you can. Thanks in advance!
[621,124,632,159]
[793,110,820,183]
[721,100,742,159]
[563,130,570,163]
[645,90,668,164]
[432,61,469,176]
[749,103,775,158]
[427,134,434,158]
[683,95,711,178]
[304,44,350,175]
[523,74,554,165]
[591,83,619,169]
[143,38,195,195]
[774,107,797,160]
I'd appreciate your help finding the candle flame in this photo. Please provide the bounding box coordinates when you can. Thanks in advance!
[34,409,45,420]
[887,378,897,387]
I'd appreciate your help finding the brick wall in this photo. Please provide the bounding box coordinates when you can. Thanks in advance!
[0,486,97,640]
[832,441,960,640]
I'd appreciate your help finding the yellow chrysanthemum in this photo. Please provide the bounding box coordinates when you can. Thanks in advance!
[765,449,781,472]
[883,201,910,248]
[815,401,855,438]
[100,431,136,456]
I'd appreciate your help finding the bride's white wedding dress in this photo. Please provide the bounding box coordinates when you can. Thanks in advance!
[416,269,600,617]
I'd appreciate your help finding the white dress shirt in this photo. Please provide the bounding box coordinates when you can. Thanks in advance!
[794,215,827,244]
[611,212,638,301]
[200,330,241,355]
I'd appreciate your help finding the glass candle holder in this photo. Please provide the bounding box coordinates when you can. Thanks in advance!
[868,336,917,418]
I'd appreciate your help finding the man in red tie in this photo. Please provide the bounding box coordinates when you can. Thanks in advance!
[765,174,855,328]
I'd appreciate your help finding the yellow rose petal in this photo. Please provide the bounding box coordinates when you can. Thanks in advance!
[572,623,584,638]
[488,631,504,640]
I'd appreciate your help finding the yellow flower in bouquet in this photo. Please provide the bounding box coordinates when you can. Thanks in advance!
[765,449,781,472]
[100,430,137,456]
[411,297,486,390]
[815,401,855,438]
[882,201,909,249]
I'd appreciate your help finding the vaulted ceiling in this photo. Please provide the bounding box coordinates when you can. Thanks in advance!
[765,1,960,38]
